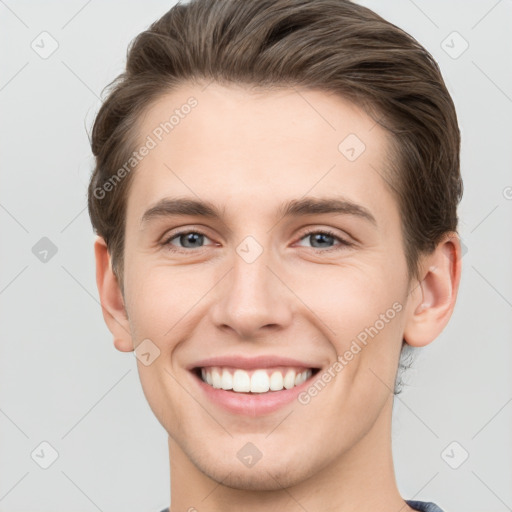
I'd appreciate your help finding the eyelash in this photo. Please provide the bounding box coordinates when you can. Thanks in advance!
[160,228,354,254]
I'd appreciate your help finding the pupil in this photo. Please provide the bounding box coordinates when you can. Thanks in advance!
[312,233,332,248]
[183,233,202,248]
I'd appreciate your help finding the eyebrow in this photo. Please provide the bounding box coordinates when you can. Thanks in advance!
[140,196,377,228]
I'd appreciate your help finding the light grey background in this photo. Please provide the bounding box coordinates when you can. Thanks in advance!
[1,1,511,511]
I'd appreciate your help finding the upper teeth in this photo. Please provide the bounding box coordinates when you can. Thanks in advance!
[200,367,313,393]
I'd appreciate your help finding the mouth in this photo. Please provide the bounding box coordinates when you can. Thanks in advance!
[187,355,324,415]
[191,366,321,394]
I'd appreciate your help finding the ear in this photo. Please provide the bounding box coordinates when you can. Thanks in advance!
[94,236,134,352]
[403,232,462,347]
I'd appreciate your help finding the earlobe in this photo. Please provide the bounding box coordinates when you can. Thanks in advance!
[403,233,462,348]
[94,236,134,352]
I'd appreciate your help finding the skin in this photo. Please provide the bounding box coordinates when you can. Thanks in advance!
[94,82,461,512]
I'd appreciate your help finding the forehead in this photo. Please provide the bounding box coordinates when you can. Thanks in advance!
[126,82,396,227]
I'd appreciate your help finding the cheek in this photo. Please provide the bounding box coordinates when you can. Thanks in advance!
[298,262,405,335]
[124,257,216,344]
[124,262,176,343]
[297,262,407,391]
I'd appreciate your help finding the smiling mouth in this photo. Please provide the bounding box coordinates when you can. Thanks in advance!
[192,366,321,394]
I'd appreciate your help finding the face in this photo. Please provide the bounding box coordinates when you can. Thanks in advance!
[120,82,415,490]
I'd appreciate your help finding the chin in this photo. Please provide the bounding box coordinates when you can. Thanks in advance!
[192,452,318,492]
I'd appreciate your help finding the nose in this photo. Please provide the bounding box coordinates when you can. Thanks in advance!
[208,242,294,340]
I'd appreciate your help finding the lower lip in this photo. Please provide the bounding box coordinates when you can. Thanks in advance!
[190,370,317,416]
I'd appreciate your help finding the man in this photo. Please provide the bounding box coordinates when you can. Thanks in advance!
[88,1,463,510]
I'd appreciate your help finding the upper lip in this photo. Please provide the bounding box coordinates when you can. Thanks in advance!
[187,355,321,371]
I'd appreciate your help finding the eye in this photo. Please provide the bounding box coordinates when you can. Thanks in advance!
[162,230,214,252]
[161,228,354,253]
[295,229,354,252]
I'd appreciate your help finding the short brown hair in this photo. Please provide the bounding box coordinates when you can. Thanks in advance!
[88,0,462,286]
[88,0,462,360]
